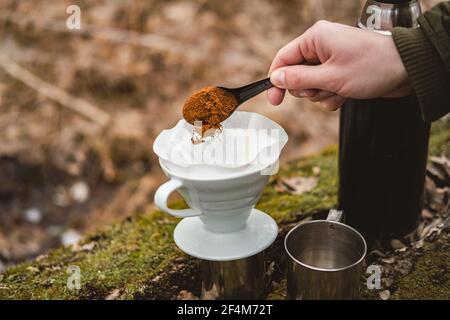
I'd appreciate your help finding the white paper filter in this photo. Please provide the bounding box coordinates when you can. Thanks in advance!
[153,111,288,178]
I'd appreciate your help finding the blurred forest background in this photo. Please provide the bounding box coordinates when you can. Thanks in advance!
[0,0,442,270]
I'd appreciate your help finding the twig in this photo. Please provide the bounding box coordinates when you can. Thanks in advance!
[0,54,111,127]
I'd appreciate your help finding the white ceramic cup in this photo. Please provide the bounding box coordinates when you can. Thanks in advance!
[154,160,276,233]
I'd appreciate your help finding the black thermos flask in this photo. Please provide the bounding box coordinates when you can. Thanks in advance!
[338,0,430,240]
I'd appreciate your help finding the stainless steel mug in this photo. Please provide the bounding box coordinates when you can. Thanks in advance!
[285,210,367,299]
[201,252,266,300]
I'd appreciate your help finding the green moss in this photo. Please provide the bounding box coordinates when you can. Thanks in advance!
[0,211,186,299]
[266,279,287,300]
[429,120,450,157]
[392,233,450,300]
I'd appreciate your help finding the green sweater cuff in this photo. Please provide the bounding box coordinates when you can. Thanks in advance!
[392,27,450,122]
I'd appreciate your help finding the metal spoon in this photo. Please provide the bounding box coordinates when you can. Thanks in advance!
[218,77,273,107]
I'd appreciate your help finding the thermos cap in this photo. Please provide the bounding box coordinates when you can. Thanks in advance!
[358,0,422,32]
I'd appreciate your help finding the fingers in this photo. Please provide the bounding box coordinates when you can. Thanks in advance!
[318,94,346,111]
[289,88,317,98]
[270,64,333,92]
[289,89,334,101]
[289,88,346,111]
[268,36,306,76]
[269,86,346,111]
[268,21,331,75]
[267,28,320,106]
[267,21,337,107]
[267,87,286,106]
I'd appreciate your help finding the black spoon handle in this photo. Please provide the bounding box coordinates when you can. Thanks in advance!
[222,78,273,105]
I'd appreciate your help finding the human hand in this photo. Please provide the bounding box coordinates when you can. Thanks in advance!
[267,21,411,111]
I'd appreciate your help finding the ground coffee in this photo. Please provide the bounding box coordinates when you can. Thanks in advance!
[182,87,237,142]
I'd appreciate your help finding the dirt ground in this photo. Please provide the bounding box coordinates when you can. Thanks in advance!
[0,0,441,269]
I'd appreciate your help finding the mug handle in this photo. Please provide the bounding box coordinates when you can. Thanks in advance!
[154,179,201,218]
[327,209,343,222]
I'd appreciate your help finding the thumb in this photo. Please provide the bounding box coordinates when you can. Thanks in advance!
[270,64,333,92]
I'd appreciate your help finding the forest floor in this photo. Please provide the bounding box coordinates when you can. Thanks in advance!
[0,0,443,275]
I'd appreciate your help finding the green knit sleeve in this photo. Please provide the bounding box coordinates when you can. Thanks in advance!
[392,2,450,122]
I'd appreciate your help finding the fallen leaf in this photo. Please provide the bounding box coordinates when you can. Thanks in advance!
[72,241,96,252]
[82,242,96,251]
[390,239,406,250]
[369,250,387,258]
[266,261,275,277]
[276,176,318,195]
[427,156,450,186]
[27,266,39,273]
[421,218,444,239]
[177,290,198,300]
[429,155,450,167]
[381,257,395,264]
[413,239,424,249]
[105,289,120,300]
[36,254,48,262]
[443,217,450,231]
[421,210,433,219]
[379,290,390,300]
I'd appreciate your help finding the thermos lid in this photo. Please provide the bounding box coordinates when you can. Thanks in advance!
[358,0,422,32]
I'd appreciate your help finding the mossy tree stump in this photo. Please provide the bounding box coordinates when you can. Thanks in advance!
[0,121,448,299]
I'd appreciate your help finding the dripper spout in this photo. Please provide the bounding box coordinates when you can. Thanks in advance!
[199,209,252,233]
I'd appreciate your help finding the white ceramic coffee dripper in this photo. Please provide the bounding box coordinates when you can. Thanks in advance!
[153,111,288,261]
